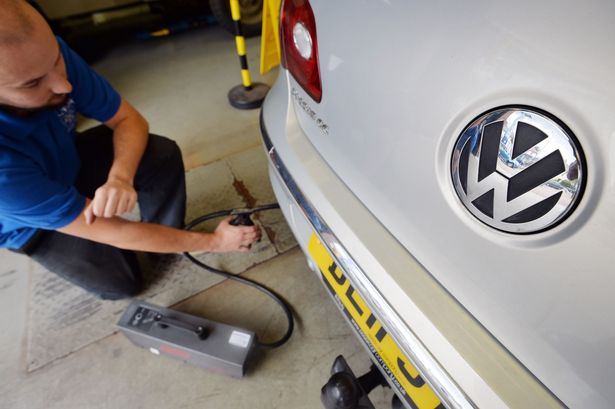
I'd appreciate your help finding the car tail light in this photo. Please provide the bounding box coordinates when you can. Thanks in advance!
[280,0,322,102]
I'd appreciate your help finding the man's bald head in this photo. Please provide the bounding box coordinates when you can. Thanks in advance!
[0,1,72,112]
[0,0,37,45]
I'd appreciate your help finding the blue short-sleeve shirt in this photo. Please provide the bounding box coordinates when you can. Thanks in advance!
[0,37,121,249]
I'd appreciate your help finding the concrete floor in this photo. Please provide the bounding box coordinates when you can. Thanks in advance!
[0,26,393,408]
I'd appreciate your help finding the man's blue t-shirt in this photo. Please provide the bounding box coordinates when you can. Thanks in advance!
[0,37,121,249]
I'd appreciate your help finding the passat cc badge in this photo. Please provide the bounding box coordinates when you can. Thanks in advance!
[451,107,585,234]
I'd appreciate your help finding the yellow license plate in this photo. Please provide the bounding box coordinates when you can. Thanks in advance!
[308,234,443,409]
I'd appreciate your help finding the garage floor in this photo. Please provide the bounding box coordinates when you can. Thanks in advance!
[0,26,393,408]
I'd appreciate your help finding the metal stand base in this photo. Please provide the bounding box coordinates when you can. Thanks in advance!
[228,82,270,110]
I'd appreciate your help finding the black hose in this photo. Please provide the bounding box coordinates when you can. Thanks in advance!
[183,203,294,349]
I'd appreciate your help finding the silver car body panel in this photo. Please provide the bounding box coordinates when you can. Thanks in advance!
[263,112,478,409]
[263,1,615,407]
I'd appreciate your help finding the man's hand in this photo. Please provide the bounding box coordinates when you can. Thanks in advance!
[210,217,262,252]
[84,176,137,224]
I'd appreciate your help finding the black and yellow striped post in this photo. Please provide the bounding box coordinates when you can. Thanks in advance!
[227,0,269,110]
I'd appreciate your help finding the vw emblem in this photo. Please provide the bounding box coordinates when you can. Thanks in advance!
[451,107,585,234]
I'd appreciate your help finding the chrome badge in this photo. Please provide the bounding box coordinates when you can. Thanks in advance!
[451,107,585,234]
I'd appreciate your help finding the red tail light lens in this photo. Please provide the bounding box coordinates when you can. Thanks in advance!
[280,0,322,102]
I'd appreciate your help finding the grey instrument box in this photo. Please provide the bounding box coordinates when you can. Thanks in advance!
[117,300,255,378]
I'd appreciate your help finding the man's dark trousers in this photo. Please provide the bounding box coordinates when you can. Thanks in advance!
[21,125,186,300]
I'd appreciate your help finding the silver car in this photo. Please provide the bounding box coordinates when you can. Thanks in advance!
[260,1,615,408]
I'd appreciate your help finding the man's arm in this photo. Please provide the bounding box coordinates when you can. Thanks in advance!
[60,199,261,253]
[84,98,148,224]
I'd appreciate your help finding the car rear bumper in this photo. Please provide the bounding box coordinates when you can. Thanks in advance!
[260,76,563,409]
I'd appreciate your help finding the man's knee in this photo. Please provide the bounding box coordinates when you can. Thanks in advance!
[145,134,184,172]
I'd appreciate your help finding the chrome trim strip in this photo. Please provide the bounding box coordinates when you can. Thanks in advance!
[260,115,475,409]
